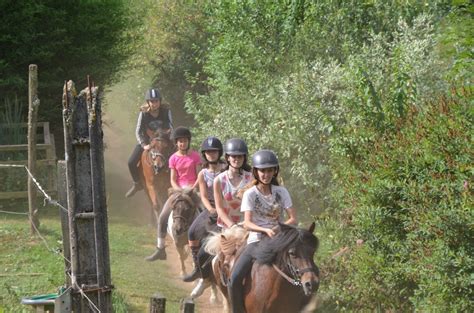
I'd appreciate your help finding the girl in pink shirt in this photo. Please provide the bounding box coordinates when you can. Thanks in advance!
[145,126,201,261]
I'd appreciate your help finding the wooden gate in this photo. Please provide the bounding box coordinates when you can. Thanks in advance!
[0,122,56,200]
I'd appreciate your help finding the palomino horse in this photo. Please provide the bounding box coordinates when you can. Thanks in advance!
[139,128,172,220]
[166,188,201,277]
[205,223,320,313]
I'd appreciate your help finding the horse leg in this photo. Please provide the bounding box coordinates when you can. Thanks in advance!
[176,244,187,277]
[209,281,218,304]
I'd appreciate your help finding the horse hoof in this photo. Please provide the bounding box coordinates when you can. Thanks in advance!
[190,278,210,298]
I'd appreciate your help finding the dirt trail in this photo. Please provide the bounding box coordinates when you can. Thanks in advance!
[102,80,224,312]
[162,237,224,313]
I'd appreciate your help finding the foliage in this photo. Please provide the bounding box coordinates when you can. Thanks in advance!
[0,96,26,145]
[323,90,473,311]
[178,1,473,310]
[0,0,139,144]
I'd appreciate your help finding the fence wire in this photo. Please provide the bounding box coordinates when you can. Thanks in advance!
[1,163,102,313]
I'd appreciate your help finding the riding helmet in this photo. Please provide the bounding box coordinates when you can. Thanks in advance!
[252,150,279,169]
[201,136,223,159]
[145,88,161,101]
[224,138,248,156]
[172,126,192,141]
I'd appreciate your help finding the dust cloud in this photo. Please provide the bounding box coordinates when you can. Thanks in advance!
[102,76,194,224]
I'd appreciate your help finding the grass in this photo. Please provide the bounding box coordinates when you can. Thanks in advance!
[0,204,189,312]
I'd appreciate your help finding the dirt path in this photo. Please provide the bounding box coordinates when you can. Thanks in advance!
[162,237,224,313]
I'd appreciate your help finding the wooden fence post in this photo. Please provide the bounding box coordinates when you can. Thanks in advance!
[27,64,40,234]
[57,160,71,285]
[180,297,194,313]
[149,293,166,313]
[62,80,112,312]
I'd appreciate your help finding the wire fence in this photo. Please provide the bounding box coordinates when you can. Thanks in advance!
[0,163,102,312]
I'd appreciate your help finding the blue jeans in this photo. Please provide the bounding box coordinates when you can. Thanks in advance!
[229,242,259,313]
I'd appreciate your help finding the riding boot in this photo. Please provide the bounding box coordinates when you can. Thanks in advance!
[144,247,166,261]
[183,245,201,282]
[125,181,143,198]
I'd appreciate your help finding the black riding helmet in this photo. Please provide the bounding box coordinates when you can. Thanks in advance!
[201,136,223,161]
[251,149,280,182]
[224,138,249,171]
[145,88,161,101]
[224,138,248,155]
[172,126,192,142]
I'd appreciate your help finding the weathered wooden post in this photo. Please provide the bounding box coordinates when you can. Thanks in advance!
[180,297,194,313]
[149,293,166,313]
[27,64,40,233]
[57,160,71,285]
[62,80,113,312]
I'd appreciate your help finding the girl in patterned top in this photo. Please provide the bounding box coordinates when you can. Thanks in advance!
[229,149,297,313]
[214,138,253,229]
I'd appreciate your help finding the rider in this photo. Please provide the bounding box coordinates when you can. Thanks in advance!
[182,136,226,284]
[145,126,201,261]
[228,149,297,313]
[125,88,173,198]
[214,138,253,230]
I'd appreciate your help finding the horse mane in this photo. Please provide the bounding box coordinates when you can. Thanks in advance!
[204,226,247,255]
[254,223,319,265]
[167,188,201,209]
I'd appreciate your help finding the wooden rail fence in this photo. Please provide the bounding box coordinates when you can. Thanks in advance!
[0,122,56,200]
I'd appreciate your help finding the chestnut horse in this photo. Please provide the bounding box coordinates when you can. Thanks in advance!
[205,223,320,313]
[139,128,173,220]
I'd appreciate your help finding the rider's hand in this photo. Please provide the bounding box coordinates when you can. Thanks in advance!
[143,144,151,150]
[265,228,276,238]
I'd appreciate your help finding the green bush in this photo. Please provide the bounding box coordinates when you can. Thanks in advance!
[323,91,473,311]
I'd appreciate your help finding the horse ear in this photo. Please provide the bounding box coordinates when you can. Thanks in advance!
[308,222,316,234]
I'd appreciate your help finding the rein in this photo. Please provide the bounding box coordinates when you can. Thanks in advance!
[272,257,316,287]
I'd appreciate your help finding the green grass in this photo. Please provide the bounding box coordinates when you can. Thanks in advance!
[0,205,188,312]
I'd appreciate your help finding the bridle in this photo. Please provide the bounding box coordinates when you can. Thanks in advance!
[146,136,168,174]
[272,249,318,287]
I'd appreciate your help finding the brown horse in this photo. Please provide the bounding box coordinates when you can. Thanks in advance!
[205,223,320,313]
[166,188,202,276]
[139,128,173,219]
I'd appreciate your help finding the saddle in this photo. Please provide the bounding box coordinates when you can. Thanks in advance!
[217,227,248,286]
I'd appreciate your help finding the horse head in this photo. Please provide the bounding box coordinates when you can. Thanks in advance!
[256,222,320,296]
[148,129,171,175]
[169,188,201,237]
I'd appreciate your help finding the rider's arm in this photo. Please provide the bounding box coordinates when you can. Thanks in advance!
[135,111,148,147]
[170,168,181,190]
[214,177,234,228]
[283,207,297,225]
[198,170,215,214]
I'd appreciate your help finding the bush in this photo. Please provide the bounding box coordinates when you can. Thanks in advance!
[322,90,473,311]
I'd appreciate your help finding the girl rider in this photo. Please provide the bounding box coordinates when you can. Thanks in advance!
[182,136,226,285]
[145,126,201,261]
[126,88,173,198]
[229,150,297,313]
[214,138,253,230]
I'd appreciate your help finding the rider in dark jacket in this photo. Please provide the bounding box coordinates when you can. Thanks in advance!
[125,88,173,198]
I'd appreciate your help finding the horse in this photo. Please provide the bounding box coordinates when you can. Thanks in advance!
[205,223,320,313]
[166,188,202,277]
[139,128,173,221]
